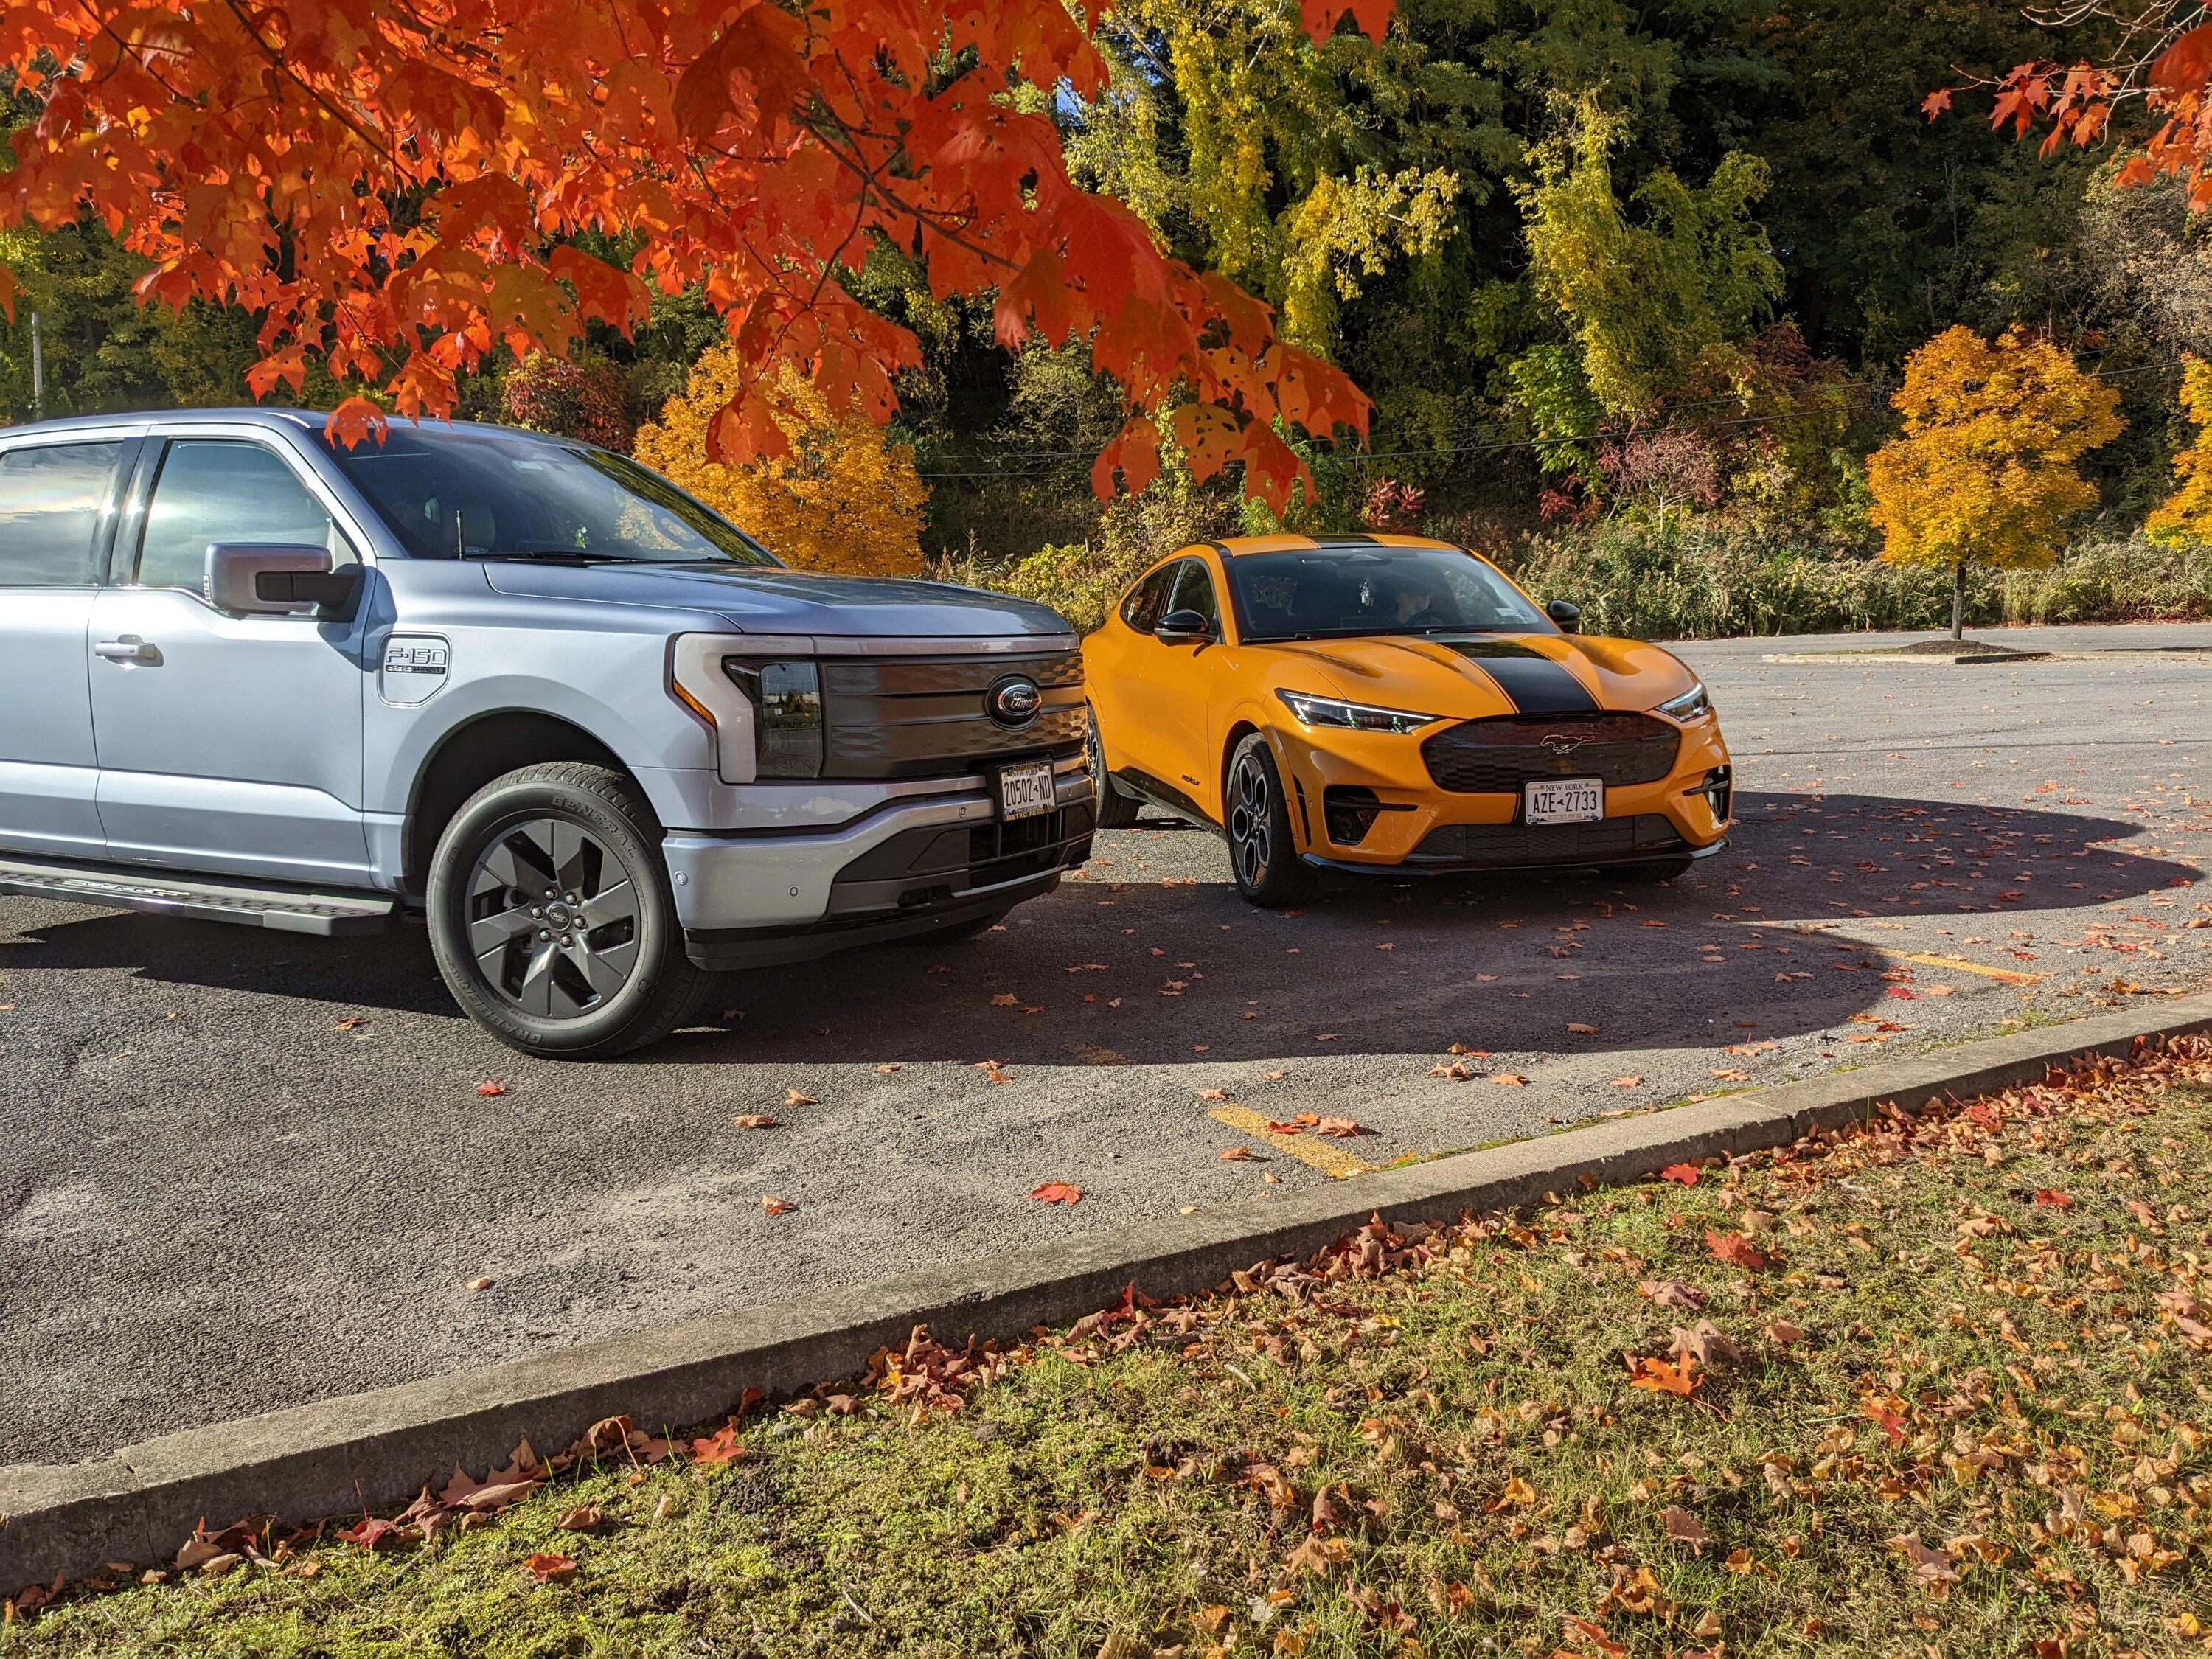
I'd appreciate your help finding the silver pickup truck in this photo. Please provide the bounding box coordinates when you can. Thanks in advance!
[0,410,1093,1057]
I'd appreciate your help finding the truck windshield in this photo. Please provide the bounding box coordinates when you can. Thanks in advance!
[1227,545,1551,641]
[324,427,779,565]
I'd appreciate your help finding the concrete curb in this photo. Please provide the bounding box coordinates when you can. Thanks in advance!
[8,992,2211,1591]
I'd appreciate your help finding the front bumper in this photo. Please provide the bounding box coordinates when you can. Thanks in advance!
[663,757,1093,970]
[1272,715,1732,873]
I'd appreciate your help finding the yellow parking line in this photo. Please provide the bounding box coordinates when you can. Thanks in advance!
[1208,1105,1375,1180]
[1898,952,2046,985]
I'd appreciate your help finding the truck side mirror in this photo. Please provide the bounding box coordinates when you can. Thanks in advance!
[1546,599,1582,634]
[205,543,362,621]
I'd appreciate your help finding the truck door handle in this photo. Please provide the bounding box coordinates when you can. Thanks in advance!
[94,636,161,664]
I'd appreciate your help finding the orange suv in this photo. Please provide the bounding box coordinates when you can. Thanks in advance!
[1082,535,1731,905]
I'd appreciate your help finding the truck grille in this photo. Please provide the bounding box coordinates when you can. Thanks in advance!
[819,652,1085,779]
[1420,713,1680,794]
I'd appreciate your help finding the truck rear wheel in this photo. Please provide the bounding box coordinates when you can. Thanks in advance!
[426,762,712,1059]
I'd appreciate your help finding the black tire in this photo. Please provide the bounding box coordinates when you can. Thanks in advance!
[1598,858,1694,885]
[426,762,714,1059]
[1088,710,1144,829]
[894,906,1012,945]
[1224,734,1313,907]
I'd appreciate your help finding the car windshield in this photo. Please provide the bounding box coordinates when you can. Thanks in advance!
[324,426,779,565]
[1227,546,1551,641]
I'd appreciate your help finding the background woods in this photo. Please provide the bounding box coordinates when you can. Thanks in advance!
[5,0,2212,635]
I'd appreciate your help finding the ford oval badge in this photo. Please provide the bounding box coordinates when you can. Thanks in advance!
[988,675,1043,726]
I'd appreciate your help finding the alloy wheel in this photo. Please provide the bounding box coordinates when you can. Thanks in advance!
[465,816,642,1019]
[1227,750,1273,888]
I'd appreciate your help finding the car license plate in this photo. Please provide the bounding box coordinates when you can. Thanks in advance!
[998,761,1056,821]
[1524,777,1603,825]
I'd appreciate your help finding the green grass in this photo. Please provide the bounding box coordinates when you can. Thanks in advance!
[10,1048,2212,1658]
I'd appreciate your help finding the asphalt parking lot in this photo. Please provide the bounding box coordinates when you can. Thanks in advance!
[4,622,2208,1465]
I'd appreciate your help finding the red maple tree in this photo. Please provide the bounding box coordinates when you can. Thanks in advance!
[1930,4,2212,209]
[0,0,1391,505]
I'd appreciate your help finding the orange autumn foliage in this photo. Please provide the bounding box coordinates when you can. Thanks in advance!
[0,0,1385,509]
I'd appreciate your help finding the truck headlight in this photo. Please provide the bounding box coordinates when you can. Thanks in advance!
[669,633,826,782]
[1655,681,1711,722]
[723,659,824,778]
[1275,688,1442,734]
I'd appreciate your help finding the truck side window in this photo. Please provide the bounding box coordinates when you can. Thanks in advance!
[1119,562,1179,632]
[133,440,355,592]
[0,442,123,586]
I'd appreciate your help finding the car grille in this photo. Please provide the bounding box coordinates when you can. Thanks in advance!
[819,652,1085,779]
[1419,713,1680,793]
[1408,815,1685,867]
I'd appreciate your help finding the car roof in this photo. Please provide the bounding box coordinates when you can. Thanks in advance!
[0,408,567,446]
[1208,532,1467,560]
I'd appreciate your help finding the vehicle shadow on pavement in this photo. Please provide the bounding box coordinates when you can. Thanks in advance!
[2,791,2196,1072]
[637,789,2199,1068]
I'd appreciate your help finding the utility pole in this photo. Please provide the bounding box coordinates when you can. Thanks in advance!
[29,310,43,421]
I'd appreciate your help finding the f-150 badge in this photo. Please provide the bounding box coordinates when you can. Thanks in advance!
[380,636,451,706]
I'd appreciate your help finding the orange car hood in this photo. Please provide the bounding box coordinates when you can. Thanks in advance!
[1260,633,1695,719]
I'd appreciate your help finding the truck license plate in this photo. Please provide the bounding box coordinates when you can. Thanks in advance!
[998,761,1056,821]
[1524,777,1603,825]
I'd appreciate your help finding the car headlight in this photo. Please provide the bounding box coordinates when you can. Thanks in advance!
[1275,688,1443,734]
[1655,681,1712,722]
[669,633,826,782]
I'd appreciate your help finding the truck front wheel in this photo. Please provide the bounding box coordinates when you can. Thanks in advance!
[426,762,713,1059]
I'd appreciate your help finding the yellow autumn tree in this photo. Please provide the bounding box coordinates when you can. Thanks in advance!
[633,349,927,576]
[2147,356,2212,549]
[1867,327,2124,640]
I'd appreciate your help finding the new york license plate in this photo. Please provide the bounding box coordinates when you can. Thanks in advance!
[1524,777,1603,825]
[997,761,1056,821]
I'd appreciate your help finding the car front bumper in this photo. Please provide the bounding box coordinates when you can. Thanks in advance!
[662,757,1094,970]
[1270,714,1733,873]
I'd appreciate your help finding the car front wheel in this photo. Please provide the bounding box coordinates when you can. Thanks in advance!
[1225,734,1312,907]
[426,762,714,1059]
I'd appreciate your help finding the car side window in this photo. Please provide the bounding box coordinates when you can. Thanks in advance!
[1119,562,1178,632]
[0,442,125,587]
[1166,559,1220,632]
[133,439,356,592]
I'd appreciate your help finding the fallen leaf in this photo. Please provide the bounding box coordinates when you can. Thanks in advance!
[1627,1354,1700,1396]
[476,1080,507,1097]
[1663,1506,1712,1551]
[990,992,1018,1006]
[1765,1318,1805,1346]
[761,1195,796,1215]
[1489,1073,1528,1087]
[1566,1022,1600,1035]
[783,1089,815,1107]
[1312,1116,1365,1138]
[690,1425,745,1469]
[2033,1189,2074,1208]
[1671,1320,1743,1370]
[1031,1181,1082,1206]
[1639,1280,1706,1311]
[1658,1163,1702,1186]
[554,1504,603,1531]
[333,1015,368,1031]
[1219,1146,1254,1161]
[733,1114,779,1130]
[466,1276,493,1293]
[1609,1075,1644,1088]
[1705,1231,1769,1270]
[1197,1087,1230,1102]
[524,1552,575,1585]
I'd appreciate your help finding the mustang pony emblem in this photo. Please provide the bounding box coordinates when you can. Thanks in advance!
[1540,732,1594,755]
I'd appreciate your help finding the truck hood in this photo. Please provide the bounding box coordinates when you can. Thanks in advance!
[1268,633,1696,717]
[480,561,1073,639]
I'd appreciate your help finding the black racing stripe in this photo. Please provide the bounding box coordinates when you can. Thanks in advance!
[1441,639,1600,714]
